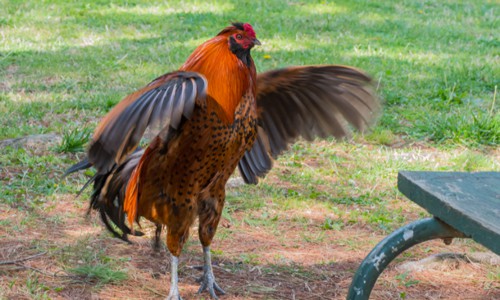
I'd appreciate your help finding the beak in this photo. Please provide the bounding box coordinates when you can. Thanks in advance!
[253,38,261,46]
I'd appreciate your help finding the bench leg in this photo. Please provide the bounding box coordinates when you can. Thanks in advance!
[347,217,466,300]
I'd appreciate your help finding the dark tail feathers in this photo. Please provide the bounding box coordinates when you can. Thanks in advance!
[90,169,143,242]
[65,151,145,242]
[64,157,95,197]
[64,157,92,177]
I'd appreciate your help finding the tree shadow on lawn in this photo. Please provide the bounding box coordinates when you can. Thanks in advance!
[1,0,495,142]
[0,38,484,139]
[2,0,495,99]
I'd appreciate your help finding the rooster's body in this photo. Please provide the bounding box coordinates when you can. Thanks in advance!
[67,22,380,299]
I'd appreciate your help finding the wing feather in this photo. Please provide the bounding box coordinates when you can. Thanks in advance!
[150,85,172,133]
[170,80,185,129]
[89,71,207,173]
[238,127,273,184]
[239,65,380,183]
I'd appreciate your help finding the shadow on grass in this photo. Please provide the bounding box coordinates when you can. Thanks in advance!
[1,0,497,143]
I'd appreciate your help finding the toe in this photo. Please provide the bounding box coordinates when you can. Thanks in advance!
[197,281,207,294]
[213,282,226,295]
[208,286,219,299]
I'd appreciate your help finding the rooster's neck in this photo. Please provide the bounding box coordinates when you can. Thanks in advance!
[180,36,256,123]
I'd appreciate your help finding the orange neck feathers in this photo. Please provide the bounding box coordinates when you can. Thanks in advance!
[180,33,256,123]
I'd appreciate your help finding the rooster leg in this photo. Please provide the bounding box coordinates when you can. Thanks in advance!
[166,254,182,300]
[154,223,163,251]
[197,246,226,299]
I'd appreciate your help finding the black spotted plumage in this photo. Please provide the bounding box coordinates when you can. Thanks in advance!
[65,22,380,300]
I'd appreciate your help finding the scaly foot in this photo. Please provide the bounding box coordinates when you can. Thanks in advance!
[166,254,183,300]
[166,286,182,300]
[197,268,225,299]
[197,246,226,299]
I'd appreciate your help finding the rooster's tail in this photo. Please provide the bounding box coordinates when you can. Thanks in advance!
[65,150,146,242]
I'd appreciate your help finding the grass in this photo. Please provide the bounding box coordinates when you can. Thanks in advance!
[24,273,52,300]
[1,0,498,145]
[0,0,499,299]
[0,147,70,207]
[68,264,128,285]
[55,127,92,153]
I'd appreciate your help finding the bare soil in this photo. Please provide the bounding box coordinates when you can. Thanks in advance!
[0,192,498,300]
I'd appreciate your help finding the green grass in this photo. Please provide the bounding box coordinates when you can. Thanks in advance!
[0,0,498,145]
[0,1,499,297]
[69,264,128,285]
[24,273,52,300]
[58,236,129,286]
[55,127,92,153]
[0,147,73,207]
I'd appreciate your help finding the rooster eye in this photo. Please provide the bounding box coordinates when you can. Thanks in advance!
[236,34,242,40]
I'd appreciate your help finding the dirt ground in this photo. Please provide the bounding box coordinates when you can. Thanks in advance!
[0,191,498,300]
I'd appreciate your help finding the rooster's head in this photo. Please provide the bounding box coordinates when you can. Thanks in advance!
[218,22,260,66]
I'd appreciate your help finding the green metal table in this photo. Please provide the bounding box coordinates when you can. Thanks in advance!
[347,171,500,299]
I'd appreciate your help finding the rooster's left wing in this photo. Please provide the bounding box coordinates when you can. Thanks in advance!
[238,65,380,184]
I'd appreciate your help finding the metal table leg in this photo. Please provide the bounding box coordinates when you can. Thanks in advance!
[347,217,466,299]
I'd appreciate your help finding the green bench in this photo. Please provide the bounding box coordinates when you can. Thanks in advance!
[347,171,500,299]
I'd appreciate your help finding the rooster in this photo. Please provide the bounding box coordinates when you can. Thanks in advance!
[66,22,380,299]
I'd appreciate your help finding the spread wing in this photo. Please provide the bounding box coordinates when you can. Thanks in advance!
[88,71,207,173]
[238,65,380,184]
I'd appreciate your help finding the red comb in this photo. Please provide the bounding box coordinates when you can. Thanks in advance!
[243,23,256,39]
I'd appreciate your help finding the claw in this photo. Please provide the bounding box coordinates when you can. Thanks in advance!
[215,284,225,295]
[197,246,226,299]
[197,270,226,299]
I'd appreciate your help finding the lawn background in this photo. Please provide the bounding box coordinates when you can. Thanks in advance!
[0,1,499,299]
